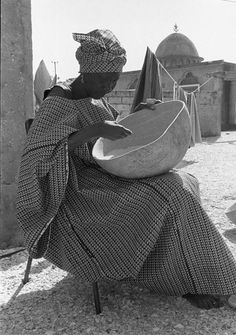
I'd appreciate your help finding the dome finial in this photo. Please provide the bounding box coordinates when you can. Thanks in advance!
[174,23,179,33]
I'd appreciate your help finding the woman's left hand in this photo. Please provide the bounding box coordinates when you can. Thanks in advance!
[134,99,162,113]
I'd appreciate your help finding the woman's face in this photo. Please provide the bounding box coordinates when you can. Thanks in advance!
[83,72,120,99]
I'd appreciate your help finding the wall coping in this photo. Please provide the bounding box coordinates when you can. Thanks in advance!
[106,90,135,97]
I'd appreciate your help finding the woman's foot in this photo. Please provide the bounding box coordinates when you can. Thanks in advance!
[182,293,224,309]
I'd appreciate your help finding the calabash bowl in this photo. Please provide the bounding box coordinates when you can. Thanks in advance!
[92,100,191,178]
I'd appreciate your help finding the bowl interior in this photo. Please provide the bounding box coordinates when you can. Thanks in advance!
[94,100,185,159]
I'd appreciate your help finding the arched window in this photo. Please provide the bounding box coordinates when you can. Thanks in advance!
[179,72,199,93]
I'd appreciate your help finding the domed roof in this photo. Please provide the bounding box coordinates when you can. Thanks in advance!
[155,31,203,67]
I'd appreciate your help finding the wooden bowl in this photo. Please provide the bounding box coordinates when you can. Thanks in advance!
[92,100,191,178]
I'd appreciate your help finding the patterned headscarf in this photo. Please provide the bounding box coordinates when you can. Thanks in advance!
[73,29,127,73]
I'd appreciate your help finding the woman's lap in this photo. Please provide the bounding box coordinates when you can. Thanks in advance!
[45,169,236,295]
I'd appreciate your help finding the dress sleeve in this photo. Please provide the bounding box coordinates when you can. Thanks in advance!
[16,97,82,258]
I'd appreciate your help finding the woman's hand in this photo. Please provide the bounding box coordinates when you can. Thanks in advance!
[134,99,162,113]
[97,120,132,140]
[68,120,132,152]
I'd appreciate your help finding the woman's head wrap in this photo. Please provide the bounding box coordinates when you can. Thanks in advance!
[73,29,127,73]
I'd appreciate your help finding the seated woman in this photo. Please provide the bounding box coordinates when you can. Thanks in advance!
[16,29,236,310]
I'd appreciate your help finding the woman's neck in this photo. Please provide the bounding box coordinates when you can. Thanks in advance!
[69,76,89,99]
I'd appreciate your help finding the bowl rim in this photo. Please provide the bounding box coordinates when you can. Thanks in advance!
[92,100,188,161]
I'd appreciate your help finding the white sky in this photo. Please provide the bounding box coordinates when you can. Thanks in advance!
[31,0,236,80]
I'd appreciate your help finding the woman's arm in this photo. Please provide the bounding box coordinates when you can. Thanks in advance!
[68,120,132,152]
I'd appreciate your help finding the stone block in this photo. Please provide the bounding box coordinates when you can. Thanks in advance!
[107,96,122,104]
[122,97,133,104]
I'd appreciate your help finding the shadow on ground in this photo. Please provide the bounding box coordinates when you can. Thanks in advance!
[206,140,236,145]
[202,132,236,145]
[1,270,236,334]
[0,275,195,335]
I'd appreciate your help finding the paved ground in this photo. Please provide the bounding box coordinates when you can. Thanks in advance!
[0,131,236,335]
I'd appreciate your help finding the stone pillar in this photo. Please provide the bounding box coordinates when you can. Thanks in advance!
[229,80,236,125]
[0,0,34,248]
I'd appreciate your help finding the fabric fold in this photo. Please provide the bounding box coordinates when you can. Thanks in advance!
[176,87,202,146]
[16,97,84,257]
[189,92,202,145]
[130,47,162,113]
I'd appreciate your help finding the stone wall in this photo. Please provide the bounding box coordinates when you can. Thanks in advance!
[116,61,236,136]
[225,71,236,127]
[109,63,224,136]
[0,0,33,248]
[229,80,236,125]
[106,90,135,119]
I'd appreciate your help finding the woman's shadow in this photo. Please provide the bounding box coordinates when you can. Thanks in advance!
[0,274,185,334]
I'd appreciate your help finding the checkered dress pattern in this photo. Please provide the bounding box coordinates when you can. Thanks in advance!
[73,29,127,73]
[16,96,236,296]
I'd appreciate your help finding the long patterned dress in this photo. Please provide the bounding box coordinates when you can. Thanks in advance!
[16,94,236,296]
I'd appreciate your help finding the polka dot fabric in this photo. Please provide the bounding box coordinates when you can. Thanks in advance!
[16,94,236,296]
